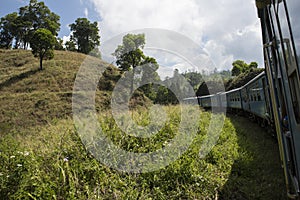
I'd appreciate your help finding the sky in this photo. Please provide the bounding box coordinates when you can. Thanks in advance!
[1,0,264,77]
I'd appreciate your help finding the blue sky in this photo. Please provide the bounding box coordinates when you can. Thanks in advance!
[1,0,264,77]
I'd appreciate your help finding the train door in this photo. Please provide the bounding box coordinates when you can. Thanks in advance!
[257,0,300,197]
[262,76,273,123]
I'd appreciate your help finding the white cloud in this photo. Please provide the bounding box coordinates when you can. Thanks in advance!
[84,8,89,18]
[62,35,71,48]
[89,0,264,72]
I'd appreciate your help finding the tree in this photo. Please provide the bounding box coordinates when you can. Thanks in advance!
[113,33,146,72]
[231,60,248,76]
[0,0,60,49]
[0,12,18,49]
[231,60,259,76]
[182,71,203,91]
[140,56,160,100]
[27,0,60,35]
[65,40,77,51]
[69,18,100,54]
[249,61,258,69]
[113,33,147,93]
[231,65,242,76]
[30,28,56,70]
[54,37,64,50]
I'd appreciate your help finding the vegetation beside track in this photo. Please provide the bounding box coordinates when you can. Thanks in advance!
[0,50,285,199]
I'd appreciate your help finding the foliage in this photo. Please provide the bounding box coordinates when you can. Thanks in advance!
[0,49,286,199]
[113,33,160,96]
[54,37,64,50]
[231,60,258,76]
[225,68,264,90]
[182,71,203,91]
[154,85,178,105]
[113,33,146,72]
[30,28,56,70]
[0,0,61,49]
[69,18,100,54]
[65,40,77,52]
[196,80,225,96]
[0,107,286,199]
[139,56,160,100]
[98,65,122,91]
[0,12,18,49]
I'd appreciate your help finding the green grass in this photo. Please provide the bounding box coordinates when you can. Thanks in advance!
[0,108,286,199]
[0,49,286,199]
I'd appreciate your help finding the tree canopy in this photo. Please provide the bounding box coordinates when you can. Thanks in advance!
[113,33,160,96]
[0,12,18,49]
[0,0,60,49]
[231,60,258,76]
[30,28,56,70]
[69,18,100,54]
[113,33,146,72]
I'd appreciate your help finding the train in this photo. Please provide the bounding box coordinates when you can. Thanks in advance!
[257,0,300,198]
[184,0,300,198]
[184,71,274,127]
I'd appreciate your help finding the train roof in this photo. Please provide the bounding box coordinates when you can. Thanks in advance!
[198,94,217,99]
[224,87,242,94]
[241,71,265,89]
[185,71,265,100]
[183,97,198,100]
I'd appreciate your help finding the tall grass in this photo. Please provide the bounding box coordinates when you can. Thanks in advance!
[0,105,285,199]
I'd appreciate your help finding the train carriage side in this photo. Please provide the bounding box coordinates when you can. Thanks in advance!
[197,94,222,109]
[256,0,300,197]
[244,72,271,121]
[226,88,243,110]
[199,95,213,108]
[241,86,251,112]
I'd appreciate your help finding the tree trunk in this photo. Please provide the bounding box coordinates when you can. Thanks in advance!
[39,56,43,70]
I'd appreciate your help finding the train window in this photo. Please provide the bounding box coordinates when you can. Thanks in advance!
[258,92,262,101]
[289,72,300,123]
[279,0,300,68]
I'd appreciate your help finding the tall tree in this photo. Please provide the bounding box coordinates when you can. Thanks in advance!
[69,18,100,54]
[30,28,56,70]
[140,56,160,100]
[231,60,248,76]
[113,33,149,93]
[182,71,203,91]
[113,33,146,72]
[16,0,60,49]
[65,40,77,52]
[249,61,258,69]
[0,12,18,49]
[231,60,259,76]
[54,37,64,50]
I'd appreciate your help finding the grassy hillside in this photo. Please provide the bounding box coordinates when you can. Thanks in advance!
[0,50,112,132]
[0,50,286,199]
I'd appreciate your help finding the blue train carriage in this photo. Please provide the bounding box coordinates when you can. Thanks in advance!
[243,72,273,125]
[219,92,227,108]
[198,94,213,108]
[182,96,199,105]
[226,87,242,110]
[256,0,300,197]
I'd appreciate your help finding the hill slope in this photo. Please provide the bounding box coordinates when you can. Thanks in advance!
[0,49,112,132]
